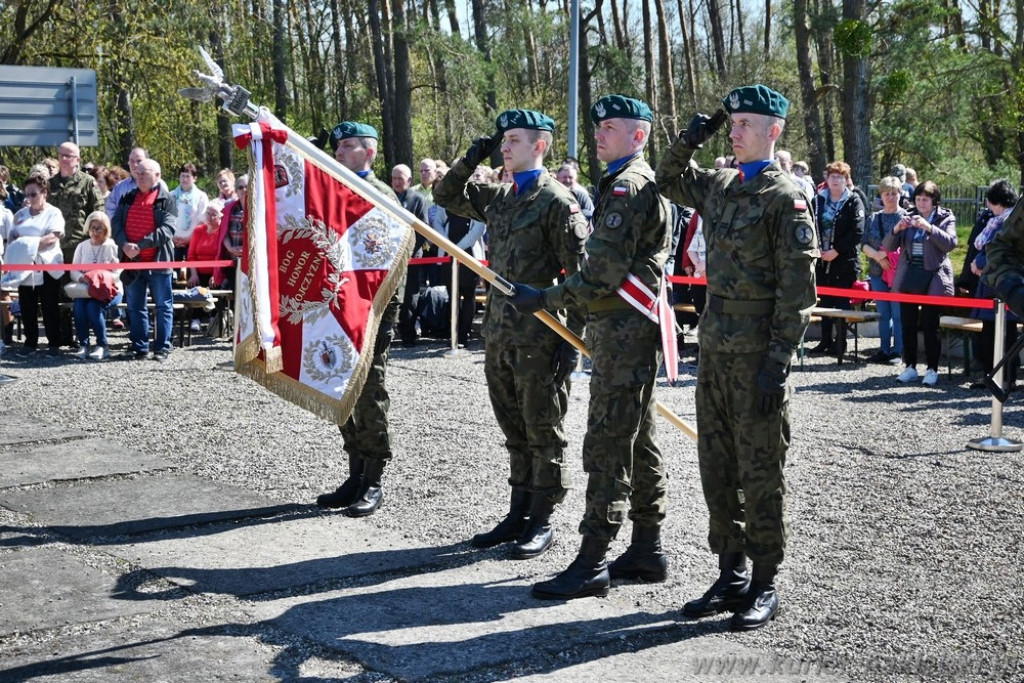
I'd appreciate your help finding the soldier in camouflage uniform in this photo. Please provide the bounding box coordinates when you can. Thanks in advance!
[656,85,818,630]
[434,109,588,560]
[315,121,401,518]
[512,95,673,600]
[50,141,104,264]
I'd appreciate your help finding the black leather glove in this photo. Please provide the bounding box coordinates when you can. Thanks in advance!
[552,341,580,385]
[681,109,728,149]
[756,358,789,416]
[464,134,500,168]
[509,283,545,314]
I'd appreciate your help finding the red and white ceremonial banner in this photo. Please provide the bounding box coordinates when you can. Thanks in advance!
[232,111,414,424]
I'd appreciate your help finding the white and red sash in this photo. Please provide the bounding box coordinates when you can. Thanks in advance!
[617,273,679,382]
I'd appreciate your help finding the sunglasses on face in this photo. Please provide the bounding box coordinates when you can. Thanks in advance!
[88,225,104,231]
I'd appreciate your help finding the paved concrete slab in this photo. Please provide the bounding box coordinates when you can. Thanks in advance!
[0,614,351,682]
[245,561,772,681]
[517,637,848,682]
[0,475,295,540]
[107,515,476,597]
[0,438,172,488]
[0,548,156,637]
[0,411,87,446]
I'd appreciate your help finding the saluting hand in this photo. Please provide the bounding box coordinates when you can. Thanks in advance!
[681,109,728,149]
[464,134,500,168]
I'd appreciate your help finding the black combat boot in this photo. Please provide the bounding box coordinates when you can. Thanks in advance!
[531,536,611,600]
[344,459,385,517]
[608,524,668,582]
[315,454,364,509]
[471,489,530,548]
[682,552,751,618]
[511,496,556,560]
[730,564,780,631]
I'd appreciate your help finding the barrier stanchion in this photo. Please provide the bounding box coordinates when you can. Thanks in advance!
[445,256,465,357]
[968,298,1022,452]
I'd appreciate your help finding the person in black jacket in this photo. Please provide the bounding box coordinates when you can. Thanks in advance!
[811,161,865,357]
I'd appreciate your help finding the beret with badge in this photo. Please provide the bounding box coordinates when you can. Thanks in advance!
[721,84,789,119]
[331,121,379,142]
[590,95,653,124]
[495,109,555,134]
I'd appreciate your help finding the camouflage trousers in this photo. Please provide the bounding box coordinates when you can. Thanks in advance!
[484,339,570,504]
[339,300,399,464]
[579,310,666,541]
[695,350,789,567]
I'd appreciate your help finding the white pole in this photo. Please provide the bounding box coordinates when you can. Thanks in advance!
[968,298,1022,452]
[446,256,464,357]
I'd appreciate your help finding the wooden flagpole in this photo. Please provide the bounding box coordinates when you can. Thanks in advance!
[178,63,697,442]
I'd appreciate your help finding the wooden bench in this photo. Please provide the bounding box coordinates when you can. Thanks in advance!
[810,307,880,364]
[939,315,984,377]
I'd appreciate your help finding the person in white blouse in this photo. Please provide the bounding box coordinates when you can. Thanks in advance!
[8,175,65,354]
[69,211,123,359]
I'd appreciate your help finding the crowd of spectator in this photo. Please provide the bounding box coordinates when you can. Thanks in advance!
[0,143,1018,392]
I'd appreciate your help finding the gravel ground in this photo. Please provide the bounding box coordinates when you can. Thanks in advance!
[1,325,1022,682]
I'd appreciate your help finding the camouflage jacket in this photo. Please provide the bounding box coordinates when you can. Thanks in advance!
[656,147,818,366]
[434,160,587,344]
[50,170,103,262]
[544,154,672,319]
[983,195,1024,298]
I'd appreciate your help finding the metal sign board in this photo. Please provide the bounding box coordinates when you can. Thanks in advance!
[0,66,98,147]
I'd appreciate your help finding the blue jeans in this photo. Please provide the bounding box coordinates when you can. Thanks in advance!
[126,270,174,354]
[869,274,902,355]
[73,291,123,346]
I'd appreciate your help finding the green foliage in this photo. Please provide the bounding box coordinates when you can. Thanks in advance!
[0,0,1021,190]
[834,19,872,58]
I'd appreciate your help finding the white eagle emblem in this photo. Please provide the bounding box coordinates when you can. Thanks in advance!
[729,92,740,110]
[499,113,508,129]
[595,102,606,118]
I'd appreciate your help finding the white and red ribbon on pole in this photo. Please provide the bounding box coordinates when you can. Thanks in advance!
[233,117,288,373]
[617,273,679,382]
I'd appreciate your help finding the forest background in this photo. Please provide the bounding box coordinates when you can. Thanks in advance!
[1,0,1022,203]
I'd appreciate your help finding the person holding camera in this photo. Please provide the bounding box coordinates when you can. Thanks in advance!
[882,181,957,386]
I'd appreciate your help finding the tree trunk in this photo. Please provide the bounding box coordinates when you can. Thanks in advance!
[444,0,460,34]
[812,0,837,161]
[764,0,772,60]
[676,0,698,105]
[793,0,826,180]
[654,0,676,142]
[107,1,135,163]
[471,0,499,164]
[272,0,289,122]
[733,0,746,56]
[642,0,657,163]
[392,0,414,166]
[610,0,626,52]
[368,0,396,166]
[707,0,727,80]
[330,0,347,118]
[209,26,233,172]
[580,6,601,186]
[840,0,871,188]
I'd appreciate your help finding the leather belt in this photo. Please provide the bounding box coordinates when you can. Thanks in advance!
[707,295,773,315]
